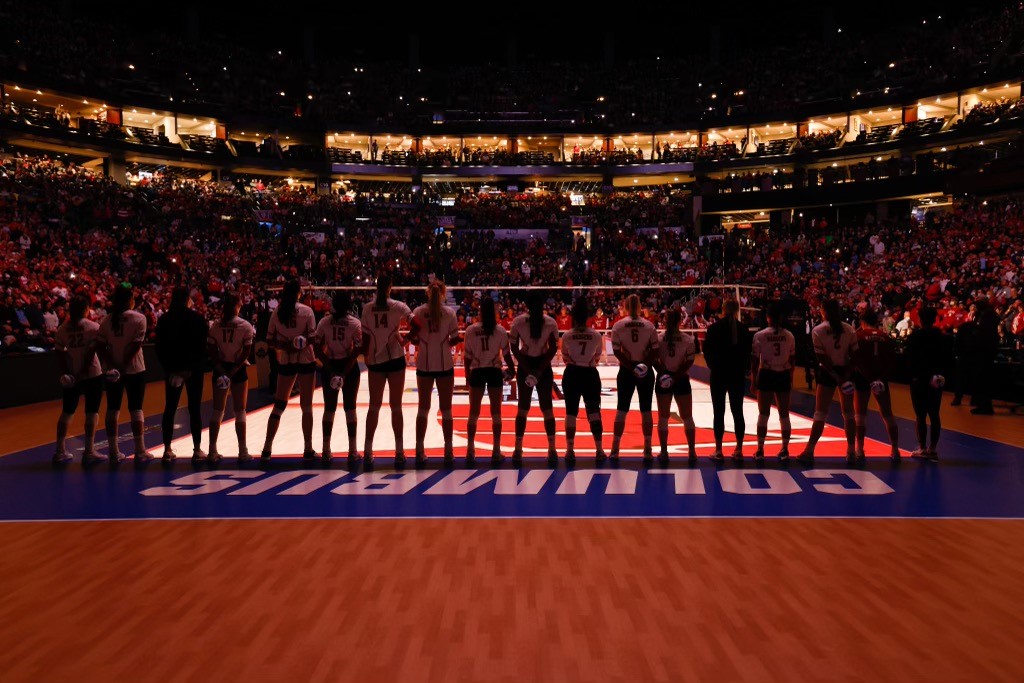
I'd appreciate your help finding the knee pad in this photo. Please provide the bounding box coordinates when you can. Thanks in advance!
[757,414,769,430]
[854,414,866,426]
[586,412,602,424]
[130,410,144,423]
[813,411,828,422]
[271,400,287,418]
[682,417,695,430]
[58,413,72,427]
[234,412,246,425]
[615,410,628,424]
[779,416,791,431]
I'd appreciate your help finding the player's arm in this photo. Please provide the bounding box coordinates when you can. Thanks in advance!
[643,329,659,366]
[206,329,224,375]
[509,325,525,362]
[559,334,569,365]
[502,337,516,377]
[611,333,631,366]
[542,329,558,364]
[341,327,362,376]
[406,314,422,346]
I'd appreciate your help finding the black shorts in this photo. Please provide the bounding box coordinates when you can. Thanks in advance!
[279,362,316,377]
[367,356,406,374]
[655,372,693,396]
[62,376,104,414]
[816,365,847,388]
[321,360,361,413]
[416,368,455,379]
[214,366,249,386]
[105,371,146,412]
[756,368,792,393]
[617,365,655,412]
[852,373,887,393]
[516,358,554,409]
[468,366,503,390]
[563,364,602,415]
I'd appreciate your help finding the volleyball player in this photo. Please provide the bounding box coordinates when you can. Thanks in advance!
[509,294,559,465]
[207,293,255,463]
[750,303,796,462]
[906,307,953,461]
[409,280,460,464]
[156,287,209,463]
[53,294,104,464]
[797,299,858,464]
[610,294,659,462]
[851,309,900,462]
[261,279,317,461]
[560,297,606,464]
[312,290,362,464]
[654,307,697,464]
[464,296,514,464]
[96,283,152,463]
[703,300,752,461]
[360,273,411,467]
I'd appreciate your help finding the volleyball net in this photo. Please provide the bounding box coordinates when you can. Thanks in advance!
[295,284,767,368]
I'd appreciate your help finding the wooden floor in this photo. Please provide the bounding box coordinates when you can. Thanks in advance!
[1,518,1022,682]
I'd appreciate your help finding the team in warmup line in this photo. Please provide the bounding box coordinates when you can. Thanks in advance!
[51,276,951,467]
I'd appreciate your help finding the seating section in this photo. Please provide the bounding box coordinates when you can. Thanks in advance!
[127,126,173,147]
[898,117,945,138]
[755,138,796,156]
[180,134,228,154]
[327,148,364,163]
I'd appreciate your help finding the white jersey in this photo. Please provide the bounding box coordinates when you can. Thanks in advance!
[360,298,411,365]
[658,330,697,374]
[314,314,362,360]
[54,319,102,379]
[268,302,316,365]
[561,328,604,367]
[97,309,147,374]
[752,327,796,372]
[510,314,558,357]
[464,323,509,370]
[611,317,659,363]
[411,304,459,372]
[208,316,256,365]
[812,321,858,367]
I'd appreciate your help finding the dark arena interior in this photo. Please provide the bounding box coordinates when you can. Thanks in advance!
[2,2,1024,681]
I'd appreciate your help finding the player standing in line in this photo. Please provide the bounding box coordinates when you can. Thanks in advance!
[851,309,900,462]
[156,287,209,464]
[703,300,752,461]
[207,293,255,463]
[408,280,460,465]
[906,307,953,461]
[53,294,105,465]
[509,294,560,465]
[312,291,362,465]
[96,283,153,464]
[559,297,606,465]
[360,273,411,467]
[261,279,318,461]
[797,299,858,465]
[463,296,515,464]
[610,294,659,462]
[750,302,796,463]
[654,307,697,464]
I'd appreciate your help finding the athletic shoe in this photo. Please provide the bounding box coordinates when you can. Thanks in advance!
[395,451,407,467]
[466,450,476,466]
[754,450,765,463]
[710,451,725,462]
[443,448,454,464]
[135,451,154,463]
[192,449,207,463]
[565,449,576,466]
[795,452,814,465]
[162,448,176,462]
[688,451,697,464]
[926,450,939,462]
[82,452,107,466]
[658,449,670,464]
[260,450,272,461]
[642,449,654,464]
[595,449,607,463]
[321,451,333,463]
[491,450,504,464]
[911,449,929,460]
[547,449,558,466]
[238,451,252,463]
[363,452,374,469]
[777,448,790,462]
[609,448,620,462]
[512,448,523,464]
[889,451,901,463]
[731,450,743,461]
[845,453,856,466]
[208,451,222,465]
[52,451,73,465]
[302,449,317,461]
[415,451,428,466]
[856,452,867,465]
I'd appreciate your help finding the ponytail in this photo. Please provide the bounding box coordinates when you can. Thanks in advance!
[427,280,445,325]
[332,290,352,320]
[277,279,300,326]
[665,308,681,342]
[571,297,590,330]
[528,293,544,339]
[824,299,842,336]
[110,283,133,329]
[767,302,783,332]
[221,292,239,324]
[69,294,89,328]
[625,294,640,319]
[374,272,392,310]
[480,296,496,336]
